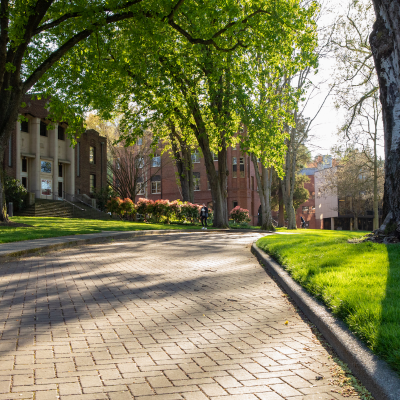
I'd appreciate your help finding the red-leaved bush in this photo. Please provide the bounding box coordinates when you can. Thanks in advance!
[230,206,250,224]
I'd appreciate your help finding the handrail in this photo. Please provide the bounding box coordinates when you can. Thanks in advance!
[62,198,85,211]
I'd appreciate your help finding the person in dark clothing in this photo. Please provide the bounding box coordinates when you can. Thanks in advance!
[300,216,306,228]
[199,204,209,229]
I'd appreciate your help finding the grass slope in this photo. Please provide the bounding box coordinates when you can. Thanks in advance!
[1,216,209,244]
[256,229,400,374]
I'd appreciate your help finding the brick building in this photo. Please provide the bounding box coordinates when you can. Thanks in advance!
[3,98,107,200]
[133,142,262,225]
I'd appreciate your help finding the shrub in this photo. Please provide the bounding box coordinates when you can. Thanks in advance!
[120,198,136,219]
[106,197,123,217]
[181,202,201,223]
[136,198,154,220]
[149,199,170,223]
[230,206,250,224]
[93,187,117,212]
[4,175,28,212]
[169,200,183,221]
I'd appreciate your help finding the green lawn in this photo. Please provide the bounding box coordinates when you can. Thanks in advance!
[256,229,400,374]
[1,216,211,244]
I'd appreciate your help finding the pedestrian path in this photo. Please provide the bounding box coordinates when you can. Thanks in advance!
[0,232,366,399]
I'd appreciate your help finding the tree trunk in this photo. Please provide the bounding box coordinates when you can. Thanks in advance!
[370,0,400,233]
[354,215,359,231]
[373,139,379,230]
[251,154,275,231]
[188,101,229,228]
[280,147,297,229]
[278,185,285,227]
[169,128,194,203]
[0,89,24,222]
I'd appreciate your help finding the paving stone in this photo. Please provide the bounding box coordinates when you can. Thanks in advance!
[0,232,368,400]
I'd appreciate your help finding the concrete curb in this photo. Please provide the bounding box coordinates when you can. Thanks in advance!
[251,243,400,400]
[0,228,269,263]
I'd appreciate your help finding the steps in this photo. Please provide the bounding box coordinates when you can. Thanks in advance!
[15,199,113,220]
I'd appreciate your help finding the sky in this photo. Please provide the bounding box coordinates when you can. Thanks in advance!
[301,0,385,160]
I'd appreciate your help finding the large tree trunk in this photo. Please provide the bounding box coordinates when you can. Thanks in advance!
[0,90,24,222]
[370,0,400,233]
[280,146,297,229]
[252,154,275,231]
[169,126,194,202]
[373,139,379,230]
[188,100,229,228]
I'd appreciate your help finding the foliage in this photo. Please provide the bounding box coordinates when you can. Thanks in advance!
[256,229,400,374]
[119,198,136,219]
[318,149,384,230]
[293,174,311,211]
[4,176,28,212]
[230,206,251,224]
[180,202,201,224]
[93,187,116,212]
[106,197,123,216]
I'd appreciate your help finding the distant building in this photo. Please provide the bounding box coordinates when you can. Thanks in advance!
[3,98,107,201]
[132,141,262,225]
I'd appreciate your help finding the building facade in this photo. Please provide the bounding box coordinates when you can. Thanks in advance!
[3,98,107,201]
[133,142,262,225]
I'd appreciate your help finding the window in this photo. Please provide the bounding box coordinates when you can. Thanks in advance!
[302,206,309,213]
[41,179,52,195]
[191,149,200,163]
[137,177,145,195]
[21,177,27,189]
[152,154,161,167]
[58,125,65,140]
[137,138,143,146]
[41,161,51,173]
[311,206,315,213]
[90,174,96,193]
[232,157,237,178]
[22,158,27,173]
[151,175,161,194]
[311,191,315,199]
[58,163,63,177]
[90,146,95,164]
[212,152,218,161]
[20,120,29,133]
[8,135,12,167]
[138,157,144,168]
[240,157,245,178]
[233,201,238,208]
[251,176,254,191]
[193,172,200,191]
[40,121,47,136]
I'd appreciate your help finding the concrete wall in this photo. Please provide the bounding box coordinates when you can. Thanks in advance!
[315,168,338,229]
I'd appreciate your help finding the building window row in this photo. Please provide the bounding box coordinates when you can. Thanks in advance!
[232,157,245,178]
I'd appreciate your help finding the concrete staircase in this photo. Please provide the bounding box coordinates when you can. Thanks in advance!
[15,199,114,220]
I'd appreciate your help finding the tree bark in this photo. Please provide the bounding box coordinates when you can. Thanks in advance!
[280,143,297,229]
[169,126,194,202]
[251,154,275,231]
[373,138,379,230]
[278,184,285,227]
[370,0,400,233]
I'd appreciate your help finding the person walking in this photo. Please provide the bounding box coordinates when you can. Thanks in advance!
[300,215,306,228]
[199,203,209,229]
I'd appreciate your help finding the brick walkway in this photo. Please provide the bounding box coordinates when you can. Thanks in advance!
[0,232,364,400]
